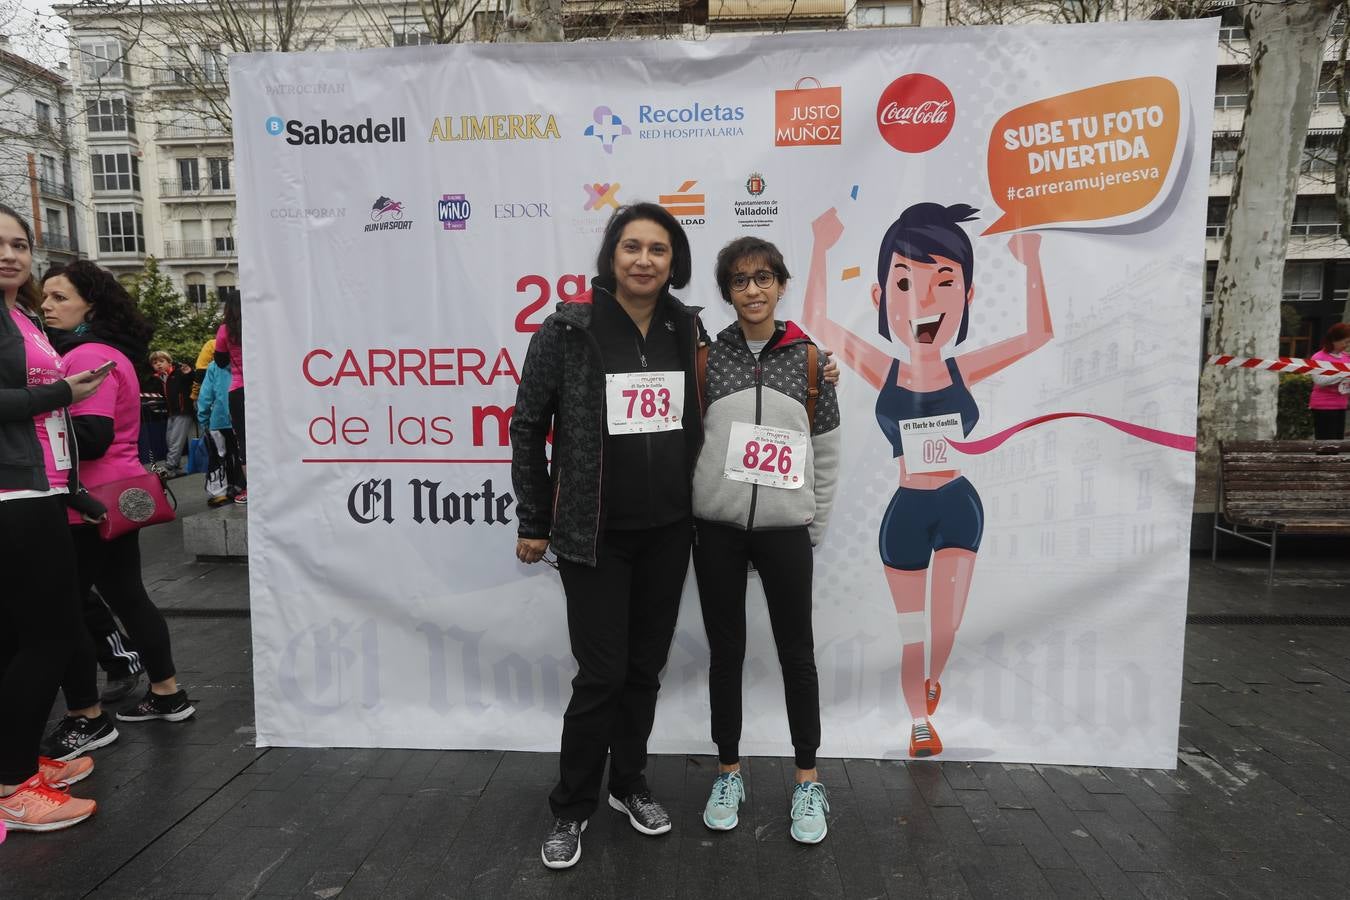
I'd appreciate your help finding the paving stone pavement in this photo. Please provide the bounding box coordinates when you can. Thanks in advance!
[2,477,1347,898]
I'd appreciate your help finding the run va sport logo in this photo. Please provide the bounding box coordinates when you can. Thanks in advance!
[875,74,955,153]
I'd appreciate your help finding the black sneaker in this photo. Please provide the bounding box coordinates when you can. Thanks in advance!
[100,671,143,704]
[116,689,195,723]
[40,714,119,762]
[608,791,671,835]
[541,817,586,869]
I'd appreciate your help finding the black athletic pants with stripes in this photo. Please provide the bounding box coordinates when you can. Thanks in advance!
[61,527,176,710]
[692,520,821,771]
[0,495,81,785]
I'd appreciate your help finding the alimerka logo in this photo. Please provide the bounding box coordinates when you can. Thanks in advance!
[876,74,954,153]
[428,114,561,142]
[775,77,842,147]
[267,115,407,146]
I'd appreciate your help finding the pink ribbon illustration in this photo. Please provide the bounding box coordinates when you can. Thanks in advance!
[948,412,1196,455]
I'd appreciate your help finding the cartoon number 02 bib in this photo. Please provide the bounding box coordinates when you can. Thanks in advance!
[898,414,966,475]
[605,371,684,435]
[723,422,808,489]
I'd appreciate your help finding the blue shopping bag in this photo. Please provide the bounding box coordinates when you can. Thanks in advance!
[185,437,208,474]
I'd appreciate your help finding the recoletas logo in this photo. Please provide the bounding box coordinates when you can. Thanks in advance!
[266,115,407,146]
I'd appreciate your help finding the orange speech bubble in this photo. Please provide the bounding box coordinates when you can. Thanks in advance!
[984,77,1181,235]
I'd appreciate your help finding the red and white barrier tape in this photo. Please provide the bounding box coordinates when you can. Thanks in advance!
[1208,354,1350,376]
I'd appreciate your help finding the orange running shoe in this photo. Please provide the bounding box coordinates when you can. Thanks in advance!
[39,755,94,788]
[909,720,943,758]
[925,679,941,716]
[0,773,96,832]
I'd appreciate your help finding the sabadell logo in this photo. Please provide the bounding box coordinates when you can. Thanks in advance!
[265,115,407,146]
[875,74,954,153]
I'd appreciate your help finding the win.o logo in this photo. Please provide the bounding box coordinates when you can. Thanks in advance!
[265,116,285,136]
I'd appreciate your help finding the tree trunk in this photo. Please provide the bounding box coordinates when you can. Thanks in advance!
[1196,0,1338,499]
[499,0,564,42]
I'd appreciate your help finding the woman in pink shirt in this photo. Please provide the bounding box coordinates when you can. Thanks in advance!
[1309,323,1350,440]
[0,205,107,832]
[38,261,195,765]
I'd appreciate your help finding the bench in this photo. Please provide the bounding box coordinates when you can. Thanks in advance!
[1213,440,1350,583]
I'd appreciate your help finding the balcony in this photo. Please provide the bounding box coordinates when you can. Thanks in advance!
[38,233,76,254]
[37,177,74,201]
[1213,93,1246,110]
[157,121,231,143]
[151,69,227,89]
[159,178,234,200]
[708,0,844,18]
[162,239,236,259]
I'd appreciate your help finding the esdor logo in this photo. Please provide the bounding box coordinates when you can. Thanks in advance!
[875,74,954,153]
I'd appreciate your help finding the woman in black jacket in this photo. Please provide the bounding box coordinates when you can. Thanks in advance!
[512,203,705,870]
[0,204,107,832]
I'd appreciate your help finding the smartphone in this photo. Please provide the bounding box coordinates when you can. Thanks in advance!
[89,360,117,377]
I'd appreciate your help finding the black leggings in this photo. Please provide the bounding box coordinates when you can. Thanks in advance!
[0,495,81,784]
[1311,408,1346,440]
[692,520,820,771]
[228,388,246,465]
[62,527,176,710]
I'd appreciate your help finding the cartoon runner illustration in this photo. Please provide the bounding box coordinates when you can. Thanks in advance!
[803,202,1051,758]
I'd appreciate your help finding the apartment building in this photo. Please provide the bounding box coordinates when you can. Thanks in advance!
[0,35,82,276]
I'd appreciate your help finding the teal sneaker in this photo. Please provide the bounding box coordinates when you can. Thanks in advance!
[789,781,829,844]
[702,770,745,831]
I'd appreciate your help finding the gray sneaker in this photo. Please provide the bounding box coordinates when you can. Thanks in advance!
[608,791,671,835]
[541,817,586,869]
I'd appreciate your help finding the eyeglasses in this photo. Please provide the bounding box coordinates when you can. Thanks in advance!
[729,270,777,292]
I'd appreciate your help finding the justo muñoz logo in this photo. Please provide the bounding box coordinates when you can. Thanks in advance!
[875,74,955,153]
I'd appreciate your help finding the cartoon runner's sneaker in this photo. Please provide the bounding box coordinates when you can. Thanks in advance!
[909,719,943,758]
[926,678,941,716]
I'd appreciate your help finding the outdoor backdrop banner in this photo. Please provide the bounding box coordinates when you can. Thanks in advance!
[232,19,1216,767]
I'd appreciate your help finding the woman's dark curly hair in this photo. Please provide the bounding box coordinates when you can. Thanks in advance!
[42,260,153,350]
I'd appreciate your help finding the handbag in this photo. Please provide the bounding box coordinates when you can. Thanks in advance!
[87,471,177,541]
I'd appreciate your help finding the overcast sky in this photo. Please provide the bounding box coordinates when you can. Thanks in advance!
[5,0,69,68]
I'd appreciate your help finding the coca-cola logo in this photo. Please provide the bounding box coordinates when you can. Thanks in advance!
[876,74,955,153]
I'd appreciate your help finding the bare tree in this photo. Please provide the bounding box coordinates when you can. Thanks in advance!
[1196,0,1341,492]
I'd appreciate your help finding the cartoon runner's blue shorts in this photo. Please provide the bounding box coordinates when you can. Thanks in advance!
[878,476,985,571]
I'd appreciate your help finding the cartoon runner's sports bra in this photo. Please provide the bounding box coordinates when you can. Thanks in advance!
[875,357,979,458]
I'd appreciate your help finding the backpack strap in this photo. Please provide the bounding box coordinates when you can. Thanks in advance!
[696,342,709,414]
[805,343,819,432]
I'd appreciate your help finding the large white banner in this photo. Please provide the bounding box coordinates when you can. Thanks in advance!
[233,20,1215,767]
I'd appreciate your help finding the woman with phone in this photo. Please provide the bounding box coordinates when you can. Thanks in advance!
[38,261,194,764]
[0,205,107,832]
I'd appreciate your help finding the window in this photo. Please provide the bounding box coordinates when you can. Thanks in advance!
[1206,197,1229,238]
[1301,136,1336,175]
[96,210,145,254]
[857,0,916,27]
[393,30,436,46]
[80,39,124,80]
[184,274,208,308]
[201,47,225,83]
[45,208,63,242]
[1210,144,1237,176]
[40,155,57,184]
[1290,196,1338,237]
[179,158,201,192]
[208,158,231,191]
[86,97,134,133]
[213,220,235,253]
[1283,261,1323,302]
[91,153,140,191]
[35,100,51,129]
